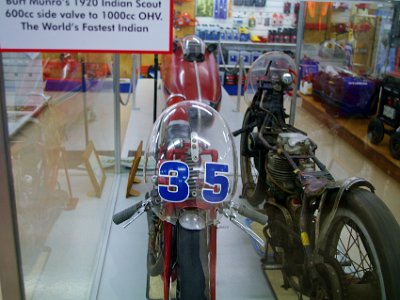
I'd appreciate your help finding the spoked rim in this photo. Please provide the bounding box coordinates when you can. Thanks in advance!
[324,216,384,299]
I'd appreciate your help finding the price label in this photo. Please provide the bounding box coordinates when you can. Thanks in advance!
[383,105,396,120]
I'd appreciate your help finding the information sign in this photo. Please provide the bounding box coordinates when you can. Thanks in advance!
[0,0,173,53]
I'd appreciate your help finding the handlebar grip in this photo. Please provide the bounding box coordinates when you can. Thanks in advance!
[238,204,268,225]
[232,127,247,137]
[113,201,143,225]
[232,120,258,137]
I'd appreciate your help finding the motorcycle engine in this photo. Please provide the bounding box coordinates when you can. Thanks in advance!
[266,132,315,200]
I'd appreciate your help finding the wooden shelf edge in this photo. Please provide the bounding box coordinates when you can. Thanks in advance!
[299,93,400,184]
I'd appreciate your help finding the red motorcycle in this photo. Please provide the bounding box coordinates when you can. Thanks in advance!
[113,101,266,300]
[161,35,222,110]
[113,36,267,300]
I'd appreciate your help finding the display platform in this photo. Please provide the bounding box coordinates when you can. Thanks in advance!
[299,93,400,183]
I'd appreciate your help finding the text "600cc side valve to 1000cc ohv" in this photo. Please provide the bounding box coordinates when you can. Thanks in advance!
[6,0,162,8]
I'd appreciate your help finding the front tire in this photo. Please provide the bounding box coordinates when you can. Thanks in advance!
[318,188,400,299]
[177,224,209,300]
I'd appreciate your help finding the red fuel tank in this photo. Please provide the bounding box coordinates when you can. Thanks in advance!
[161,35,222,110]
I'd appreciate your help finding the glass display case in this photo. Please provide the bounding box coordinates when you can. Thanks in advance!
[1,52,124,299]
[1,1,400,300]
[297,1,400,181]
[254,2,400,298]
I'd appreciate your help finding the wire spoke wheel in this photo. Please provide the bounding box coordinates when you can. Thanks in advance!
[326,218,380,299]
[319,189,400,300]
[335,222,373,280]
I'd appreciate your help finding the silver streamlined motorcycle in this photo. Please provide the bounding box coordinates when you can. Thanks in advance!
[233,51,400,299]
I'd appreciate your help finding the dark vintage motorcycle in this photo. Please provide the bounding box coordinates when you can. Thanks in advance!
[233,51,400,299]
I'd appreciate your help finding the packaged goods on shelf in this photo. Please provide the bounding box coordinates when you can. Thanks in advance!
[312,66,379,117]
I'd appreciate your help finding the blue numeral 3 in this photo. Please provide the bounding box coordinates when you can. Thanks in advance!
[158,161,189,202]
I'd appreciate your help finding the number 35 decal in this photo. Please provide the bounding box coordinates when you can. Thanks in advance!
[158,161,230,203]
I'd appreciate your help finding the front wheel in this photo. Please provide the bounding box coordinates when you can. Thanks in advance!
[318,188,400,299]
[177,224,209,300]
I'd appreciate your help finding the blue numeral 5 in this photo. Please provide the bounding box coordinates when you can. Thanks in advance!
[202,162,229,203]
[158,161,189,202]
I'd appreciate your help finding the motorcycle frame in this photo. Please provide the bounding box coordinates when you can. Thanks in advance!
[154,36,225,300]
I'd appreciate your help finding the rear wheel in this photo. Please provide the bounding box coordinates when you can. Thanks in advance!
[177,224,209,300]
[318,188,400,299]
[240,108,266,206]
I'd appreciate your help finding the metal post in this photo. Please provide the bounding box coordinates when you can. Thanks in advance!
[289,1,306,126]
[113,54,121,174]
[234,56,243,112]
[153,54,159,123]
[131,54,140,111]
[81,60,89,146]
[0,53,26,300]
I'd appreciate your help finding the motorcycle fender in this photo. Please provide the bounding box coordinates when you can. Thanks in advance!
[319,177,375,244]
[178,210,206,230]
[332,176,375,204]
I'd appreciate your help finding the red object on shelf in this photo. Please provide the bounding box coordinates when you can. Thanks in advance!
[43,55,110,81]
[388,71,400,79]
[305,23,328,30]
[355,3,368,9]
[174,11,196,29]
[258,36,268,43]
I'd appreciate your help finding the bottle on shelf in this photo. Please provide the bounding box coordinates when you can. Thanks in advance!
[248,15,256,28]
[240,50,251,65]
